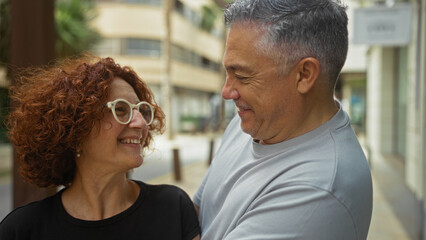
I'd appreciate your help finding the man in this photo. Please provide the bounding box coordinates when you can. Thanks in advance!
[193,0,372,239]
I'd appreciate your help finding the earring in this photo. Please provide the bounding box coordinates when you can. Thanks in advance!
[75,142,83,158]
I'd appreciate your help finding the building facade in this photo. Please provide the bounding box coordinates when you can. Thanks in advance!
[350,0,426,238]
[92,0,229,135]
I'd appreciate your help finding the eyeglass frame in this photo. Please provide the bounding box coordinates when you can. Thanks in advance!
[105,98,155,125]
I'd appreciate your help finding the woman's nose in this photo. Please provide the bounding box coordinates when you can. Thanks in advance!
[128,109,146,128]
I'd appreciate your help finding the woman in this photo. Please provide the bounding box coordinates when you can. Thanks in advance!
[0,56,201,240]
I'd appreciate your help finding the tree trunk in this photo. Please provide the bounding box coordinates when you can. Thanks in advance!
[10,0,57,208]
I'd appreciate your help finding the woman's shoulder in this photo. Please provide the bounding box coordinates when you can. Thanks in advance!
[134,180,192,202]
[0,193,58,236]
[1,193,57,223]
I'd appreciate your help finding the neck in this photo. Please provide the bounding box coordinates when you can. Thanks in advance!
[297,94,338,134]
[62,168,139,220]
[260,94,338,145]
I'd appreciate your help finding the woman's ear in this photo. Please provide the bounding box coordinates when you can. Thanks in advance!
[295,57,320,94]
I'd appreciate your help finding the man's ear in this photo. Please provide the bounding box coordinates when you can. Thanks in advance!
[294,57,320,94]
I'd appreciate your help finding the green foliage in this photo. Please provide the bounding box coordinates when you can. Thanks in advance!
[211,0,232,8]
[200,5,220,32]
[200,0,232,33]
[55,0,102,58]
[0,0,102,61]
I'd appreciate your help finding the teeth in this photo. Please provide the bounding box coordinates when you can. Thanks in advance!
[120,139,141,144]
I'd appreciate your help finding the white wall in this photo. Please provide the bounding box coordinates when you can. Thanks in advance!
[366,47,396,157]
[404,0,425,199]
[94,4,164,39]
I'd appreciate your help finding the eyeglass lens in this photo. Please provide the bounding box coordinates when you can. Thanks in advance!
[114,101,152,124]
[138,103,153,124]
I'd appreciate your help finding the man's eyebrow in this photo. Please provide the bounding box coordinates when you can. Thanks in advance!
[224,63,251,73]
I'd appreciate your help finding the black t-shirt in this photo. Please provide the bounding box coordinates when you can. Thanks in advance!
[0,181,200,240]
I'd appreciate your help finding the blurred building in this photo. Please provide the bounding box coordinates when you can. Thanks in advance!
[338,0,369,134]
[348,0,426,238]
[92,0,229,134]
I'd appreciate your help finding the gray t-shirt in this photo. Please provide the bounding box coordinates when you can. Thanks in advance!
[194,106,372,240]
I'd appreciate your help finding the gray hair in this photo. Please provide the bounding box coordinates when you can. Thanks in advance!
[224,0,348,88]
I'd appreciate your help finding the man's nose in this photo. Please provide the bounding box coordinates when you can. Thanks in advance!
[221,78,240,100]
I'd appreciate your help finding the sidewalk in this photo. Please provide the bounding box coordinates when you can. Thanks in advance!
[147,160,209,198]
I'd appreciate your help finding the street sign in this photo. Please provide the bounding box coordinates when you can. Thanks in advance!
[353,3,414,46]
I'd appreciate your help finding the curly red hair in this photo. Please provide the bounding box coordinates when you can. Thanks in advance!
[7,55,165,187]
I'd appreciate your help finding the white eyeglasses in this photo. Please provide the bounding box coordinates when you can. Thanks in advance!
[106,99,154,125]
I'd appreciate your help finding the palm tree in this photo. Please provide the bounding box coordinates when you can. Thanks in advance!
[55,0,101,58]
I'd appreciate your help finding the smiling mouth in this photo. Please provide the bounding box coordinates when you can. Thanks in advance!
[119,139,141,144]
[236,103,251,112]
[238,106,248,111]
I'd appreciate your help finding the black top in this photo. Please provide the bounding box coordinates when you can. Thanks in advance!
[0,181,200,240]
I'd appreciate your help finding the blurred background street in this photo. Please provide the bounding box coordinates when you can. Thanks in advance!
[0,133,421,239]
[0,0,425,239]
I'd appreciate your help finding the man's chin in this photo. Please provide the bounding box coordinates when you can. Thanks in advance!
[240,122,257,138]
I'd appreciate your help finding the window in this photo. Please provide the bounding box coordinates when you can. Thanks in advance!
[174,0,201,26]
[92,38,121,55]
[175,0,184,15]
[201,56,220,71]
[96,0,122,2]
[125,0,162,5]
[172,44,220,72]
[125,38,162,57]
[172,45,190,62]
